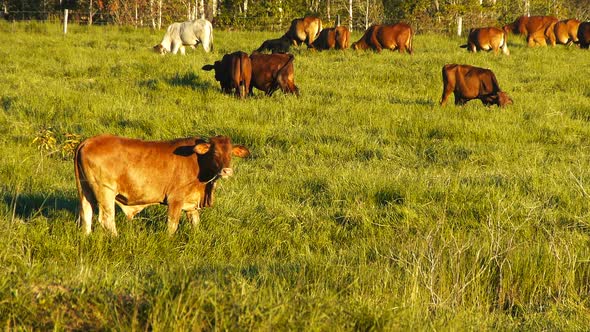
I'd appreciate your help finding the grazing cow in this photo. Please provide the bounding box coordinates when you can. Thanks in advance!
[503,15,558,47]
[553,19,580,45]
[249,53,299,96]
[312,26,350,50]
[153,19,213,54]
[284,16,323,48]
[255,35,291,53]
[460,27,510,55]
[352,23,414,54]
[440,64,512,107]
[75,135,250,235]
[578,22,590,49]
[202,51,252,98]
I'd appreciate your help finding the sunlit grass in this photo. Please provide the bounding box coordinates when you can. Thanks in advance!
[1,21,590,329]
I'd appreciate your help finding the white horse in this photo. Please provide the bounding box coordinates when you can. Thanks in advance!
[153,19,213,54]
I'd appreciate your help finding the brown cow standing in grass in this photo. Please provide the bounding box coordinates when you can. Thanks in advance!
[249,53,299,96]
[503,15,558,47]
[75,135,250,235]
[352,23,414,54]
[202,51,252,98]
[284,16,323,48]
[440,64,512,107]
[578,22,590,49]
[312,26,350,50]
[460,27,510,55]
[553,19,581,45]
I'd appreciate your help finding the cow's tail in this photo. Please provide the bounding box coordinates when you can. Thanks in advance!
[407,27,414,55]
[500,30,510,55]
[74,140,95,233]
[270,54,296,96]
[209,24,214,52]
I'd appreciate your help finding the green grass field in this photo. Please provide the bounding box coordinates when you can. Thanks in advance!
[2,21,590,330]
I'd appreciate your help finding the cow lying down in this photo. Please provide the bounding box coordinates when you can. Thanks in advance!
[75,135,250,235]
[440,64,512,107]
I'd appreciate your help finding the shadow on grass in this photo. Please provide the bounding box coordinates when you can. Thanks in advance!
[168,72,214,91]
[389,96,435,106]
[2,192,78,220]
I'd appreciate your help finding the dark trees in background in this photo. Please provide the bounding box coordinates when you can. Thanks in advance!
[2,0,589,33]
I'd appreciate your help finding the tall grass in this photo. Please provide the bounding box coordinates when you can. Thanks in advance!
[1,21,590,329]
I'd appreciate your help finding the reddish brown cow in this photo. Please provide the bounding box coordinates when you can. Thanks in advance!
[578,22,590,49]
[202,51,251,98]
[503,15,558,47]
[352,23,413,54]
[460,27,509,55]
[74,135,250,235]
[284,16,323,48]
[440,64,512,107]
[249,53,299,96]
[312,26,350,50]
[553,19,580,45]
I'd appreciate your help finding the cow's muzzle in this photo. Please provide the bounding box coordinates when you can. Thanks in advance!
[220,168,234,178]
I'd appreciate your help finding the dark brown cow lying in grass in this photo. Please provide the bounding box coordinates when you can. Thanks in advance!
[284,16,323,48]
[460,27,509,55]
[440,64,512,107]
[312,26,350,50]
[249,53,299,96]
[352,23,413,54]
[503,15,558,47]
[578,22,590,49]
[202,51,252,98]
[75,135,250,235]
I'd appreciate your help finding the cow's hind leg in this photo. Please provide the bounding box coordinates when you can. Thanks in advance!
[96,190,118,236]
[79,189,94,235]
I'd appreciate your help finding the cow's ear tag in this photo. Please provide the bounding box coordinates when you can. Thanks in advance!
[194,143,211,154]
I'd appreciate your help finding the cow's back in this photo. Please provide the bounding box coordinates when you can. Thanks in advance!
[375,23,413,52]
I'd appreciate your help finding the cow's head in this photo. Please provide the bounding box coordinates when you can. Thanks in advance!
[202,61,224,83]
[497,91,513,107]
[194,136,250,181]
[153,44,168,54]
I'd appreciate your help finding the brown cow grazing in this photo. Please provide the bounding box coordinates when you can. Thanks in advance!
[553,19,580,45]
[503,15,558,47]
[460,27,510,55]
[440,64,512,107]
[352,23,414,54]
[578,22,590,49]
[249,53,299,96]
[202,51,251,98]
[284,16,323,48]
[74,135,250,235]
[312,26,350,50]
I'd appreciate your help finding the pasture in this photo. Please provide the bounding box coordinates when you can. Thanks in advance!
[1,21,590,330]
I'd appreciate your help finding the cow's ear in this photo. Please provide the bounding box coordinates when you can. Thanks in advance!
[202,64,214,71]
[194,143,211,154]
[232,145,250,158]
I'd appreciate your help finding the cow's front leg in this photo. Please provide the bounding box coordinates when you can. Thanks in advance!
[187,209,201,228]
[167,202,183,235]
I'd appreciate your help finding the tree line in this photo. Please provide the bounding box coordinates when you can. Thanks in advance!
[2,0,589,34]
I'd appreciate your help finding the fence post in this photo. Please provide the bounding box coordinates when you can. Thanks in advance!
[456,16,462,37]
[63,9,68,34]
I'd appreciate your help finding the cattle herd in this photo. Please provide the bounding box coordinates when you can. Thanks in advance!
[76,15,590,235]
